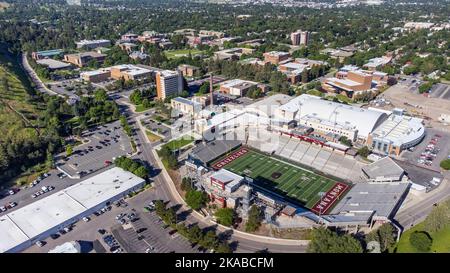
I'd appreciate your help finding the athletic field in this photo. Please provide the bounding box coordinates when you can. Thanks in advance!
[212,147,349,213]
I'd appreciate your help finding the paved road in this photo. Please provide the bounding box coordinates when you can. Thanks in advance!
[395,173,450,230]
[20,53,61,97]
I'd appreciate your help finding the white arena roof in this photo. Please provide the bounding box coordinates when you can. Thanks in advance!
[370,114,425,147]
[0,167,145,253]
[277,94,388,137]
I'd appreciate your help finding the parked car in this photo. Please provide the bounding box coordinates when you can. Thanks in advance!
[0,206,6,212]
[82,217,90,222]
[35,241,45,247]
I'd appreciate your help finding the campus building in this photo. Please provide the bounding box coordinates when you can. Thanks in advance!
[110,64,152,81]
[170,97,202,116]
[32,49,64,60]
[80,68,111,83]
[36,59,72,71]
[155,70,184,100]
[76,39,111,50]
[214,48,256,61]
[263,51,290,65]
[219,79,259,97]
[63,52,106,67]
[367,109,425,156]
[120,33,139,42]
[177,64,200,77]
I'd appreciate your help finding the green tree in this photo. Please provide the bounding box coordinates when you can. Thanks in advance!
[409,231,432,252]
[185,190,209,210]
[365,223,396,252]
[358,146,370,158]
[215,242,232,253]
[439,159,450,170]
[215,208,235,227]
[245,205,263,232]
[307,228,363,253]
[133,166,148,178]
[66,144,73,156]
[424,202,450,233]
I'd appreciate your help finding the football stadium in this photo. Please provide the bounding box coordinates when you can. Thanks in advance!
[212,147,349,214]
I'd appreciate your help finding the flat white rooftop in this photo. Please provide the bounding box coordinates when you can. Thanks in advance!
[0,167,145,253]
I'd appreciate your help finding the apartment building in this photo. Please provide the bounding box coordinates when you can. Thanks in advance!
[156,70,184,100]
[76,39,111,50]
[290,30,310,46]
[263,51,290,65]
[63,52,106,67]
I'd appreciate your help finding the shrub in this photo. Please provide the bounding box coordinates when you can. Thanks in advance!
[440,159,450,170]
[409,231,432,252]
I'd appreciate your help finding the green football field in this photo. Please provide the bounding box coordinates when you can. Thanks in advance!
[218,150,339,209]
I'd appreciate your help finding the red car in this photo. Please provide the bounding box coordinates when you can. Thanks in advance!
[104,160,112,166]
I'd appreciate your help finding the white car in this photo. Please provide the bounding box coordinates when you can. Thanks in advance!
[82,217,90,222]
[36,241,45,247]
[31,194,37,198]
[0,206,6,212]
[8,190,16,195]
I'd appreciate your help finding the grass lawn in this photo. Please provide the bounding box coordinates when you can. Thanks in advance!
[135,104,150,112]
[164,49,204,59]
[214,149,342,209]
[165,135,194,150]
[395,222,450,253]
[146,130,162,142]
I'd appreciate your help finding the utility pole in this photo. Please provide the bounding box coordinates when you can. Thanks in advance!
[210,73,214,107]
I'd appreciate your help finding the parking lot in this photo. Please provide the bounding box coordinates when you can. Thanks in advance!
[112,210,198,253]
[56,121,133,178]
[401,128,450,172]
[22,188,197,253]
[429,83,450,100]
[141,117,172,140]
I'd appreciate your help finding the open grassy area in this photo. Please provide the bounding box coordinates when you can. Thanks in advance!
[395,222,450,253]
[146,130,162,142]
[164,49,204,59]
[214,149,341,209]
[165,135,194,150]
[135,104,153,113]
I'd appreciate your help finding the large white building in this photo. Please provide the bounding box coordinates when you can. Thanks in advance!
[76,39,111,50]
[368,109,425,156]
[194,94,425,153]
[156,70,184,100]
[274,94,388,141]
[0,168,145,253]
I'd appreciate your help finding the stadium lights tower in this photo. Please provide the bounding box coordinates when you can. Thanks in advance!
[297,101,303,125]
[318,191,325,224]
